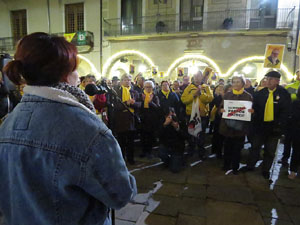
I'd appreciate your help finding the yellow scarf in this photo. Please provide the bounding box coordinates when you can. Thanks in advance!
[144,90,152,108]
[264,88,276,122]
[161,90,170,99]
[232,88,244,95]
[122,86,134,113]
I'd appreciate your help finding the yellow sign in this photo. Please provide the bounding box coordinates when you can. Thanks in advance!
[160,72,164,78]
[152,66,158,75]
[263,44,285,69]
[63,33,76,42]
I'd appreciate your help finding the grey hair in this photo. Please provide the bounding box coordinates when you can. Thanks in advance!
[144,80,154,88]
[120,73,132,81]
[232,74,246,86]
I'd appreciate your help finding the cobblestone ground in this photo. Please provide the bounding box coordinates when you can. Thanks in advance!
[116,143,300,225]
[1,142,299,225]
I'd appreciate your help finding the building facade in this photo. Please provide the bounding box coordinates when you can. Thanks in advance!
[0,0,299,83]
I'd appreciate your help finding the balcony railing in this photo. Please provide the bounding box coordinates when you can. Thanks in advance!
[103,8,295,37]
[0,31,94,53]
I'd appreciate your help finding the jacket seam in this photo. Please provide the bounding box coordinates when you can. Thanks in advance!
[0,138,88,162]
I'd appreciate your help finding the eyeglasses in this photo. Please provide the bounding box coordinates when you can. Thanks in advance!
[144,86,153,88]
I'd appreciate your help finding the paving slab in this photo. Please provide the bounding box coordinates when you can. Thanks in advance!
[207,185,254,204]
[146,195,181,217]
[186,170,208,185]
[284,206,300,225]
[176,214,206,225]
[245,172,272,191]
[207,172,248,186]
[274,186,300,206]
[206,200,265,225]
[263,218,294,225]
[256,201,290,221]
[252,189,279,202]
[178,197,206,217]
[136,212,176,225]
[155,182,184,197]
[182,184,207,199]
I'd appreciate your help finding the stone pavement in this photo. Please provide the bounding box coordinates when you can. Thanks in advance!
[116,143,300,225]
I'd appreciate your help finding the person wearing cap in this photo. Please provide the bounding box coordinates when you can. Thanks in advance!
[244,71,291,179]
[112,76,120,90]
[278,70,300,166]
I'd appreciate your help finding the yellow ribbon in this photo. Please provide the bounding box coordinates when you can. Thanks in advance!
[143,90,152,108]
[161,90,170,99]
[232,88,244,95]
[264,88,276,122]
[122,86,134,113]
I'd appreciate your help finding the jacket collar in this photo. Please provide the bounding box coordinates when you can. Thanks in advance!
[23,85,95,115]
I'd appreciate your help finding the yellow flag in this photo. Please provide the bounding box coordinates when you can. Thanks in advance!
[63,33,76,42]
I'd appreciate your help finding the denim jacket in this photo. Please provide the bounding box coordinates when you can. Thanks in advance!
[0,86,137,225]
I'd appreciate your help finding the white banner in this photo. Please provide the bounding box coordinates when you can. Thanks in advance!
[222,100,252,122]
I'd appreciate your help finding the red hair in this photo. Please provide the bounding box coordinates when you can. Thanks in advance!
[4,32,78,85]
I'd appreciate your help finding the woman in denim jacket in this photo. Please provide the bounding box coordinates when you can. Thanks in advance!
[0,32,136,225]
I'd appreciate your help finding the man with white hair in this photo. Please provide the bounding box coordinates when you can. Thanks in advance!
[181,71,213,159]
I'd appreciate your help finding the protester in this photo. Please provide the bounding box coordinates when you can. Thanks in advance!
[139,80,160,158]
[255,77,267,92]
[181,71,213,159]
[112,76,120,89]
[245,71,291,179]
[210,84,227,158]
[244,78,255,97]
[159,107,186,173]
[0,32,136,225]
[219,75,253,174]
[288,86,300,179]
[158,80,180,117]
[134,75,145,94]
[180,75,190,91]
[278,69,300,166]
[112,73,141,165]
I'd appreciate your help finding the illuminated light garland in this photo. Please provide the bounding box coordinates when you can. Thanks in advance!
[102,50,155,78]
[77,54,101,79]
[166,54,222,78]
[225,56,294,80]
[111,61,130,75]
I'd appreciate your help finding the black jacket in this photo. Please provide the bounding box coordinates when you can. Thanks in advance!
[291,99,300,135]
[157,91,180,116]
[252,86,291,135]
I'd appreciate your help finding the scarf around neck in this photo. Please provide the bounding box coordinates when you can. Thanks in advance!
[161,90,170,99]
[232,88,244,95]
[143,90,153,108]
[24,82,96,114]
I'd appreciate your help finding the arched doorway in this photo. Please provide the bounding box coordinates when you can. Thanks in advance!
[77,55,100,79]
[225,56,294,84]
[166,54,222,81]
[102,50,155,79]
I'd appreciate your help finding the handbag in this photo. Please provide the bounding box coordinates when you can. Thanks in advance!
[188,99,202,137]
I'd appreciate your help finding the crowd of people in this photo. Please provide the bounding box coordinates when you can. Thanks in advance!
[76,68,300,181]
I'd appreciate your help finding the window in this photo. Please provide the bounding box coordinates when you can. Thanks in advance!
[65,3,84,33]
[11,10,27,40]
